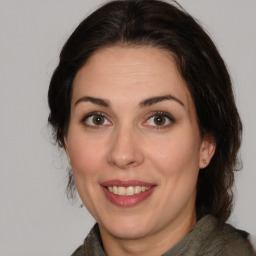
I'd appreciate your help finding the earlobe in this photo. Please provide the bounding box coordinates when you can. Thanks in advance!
[64,137,71,164]
[64,137,68,150]
[199,136,216,169]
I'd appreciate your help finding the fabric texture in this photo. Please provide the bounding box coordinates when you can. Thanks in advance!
[71,215,255,256]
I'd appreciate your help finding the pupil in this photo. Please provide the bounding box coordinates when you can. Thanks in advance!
[93,115,104,125]
[154,115,165,125]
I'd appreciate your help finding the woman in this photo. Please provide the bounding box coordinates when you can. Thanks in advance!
[48,0,255,255]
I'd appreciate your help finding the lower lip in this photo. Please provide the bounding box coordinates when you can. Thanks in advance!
[102,186,155,207]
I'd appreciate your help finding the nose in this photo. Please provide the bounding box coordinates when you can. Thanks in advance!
[107,125,144,169]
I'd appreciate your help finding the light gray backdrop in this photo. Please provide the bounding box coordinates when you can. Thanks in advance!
[0,0,255,255]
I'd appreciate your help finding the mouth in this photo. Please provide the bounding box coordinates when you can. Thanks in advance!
[106,185,152,196]
[101,180,156,207]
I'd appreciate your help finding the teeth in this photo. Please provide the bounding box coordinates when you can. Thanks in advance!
[107,186,151,196]
[113,186,118,195]
[126,186,134,196]
[118,186,126,195]
[135,186,141,194]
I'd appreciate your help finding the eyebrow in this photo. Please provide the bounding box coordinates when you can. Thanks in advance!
[74,94,184,108]
[74,96,110,107]
[139,95,184,107]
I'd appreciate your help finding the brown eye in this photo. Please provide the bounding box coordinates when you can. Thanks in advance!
[153,115,166,126]
[83,113,111,127]
[92,115,105,125]
[144,112,174,128]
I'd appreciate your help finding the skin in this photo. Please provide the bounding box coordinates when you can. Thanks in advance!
[64,46,215,256]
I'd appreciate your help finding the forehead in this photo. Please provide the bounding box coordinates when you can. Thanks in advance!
[72,46,193,111]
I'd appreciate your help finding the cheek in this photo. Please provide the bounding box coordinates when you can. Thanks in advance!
[146,128,201,177]
[67,132,107,209]
[146,130,201,212]
[67,131,106,176]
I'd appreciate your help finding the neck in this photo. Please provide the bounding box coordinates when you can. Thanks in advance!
[99,209,197,256]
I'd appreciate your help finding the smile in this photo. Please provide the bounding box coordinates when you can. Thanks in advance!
[101,180,156,207]
[107,186,152,196]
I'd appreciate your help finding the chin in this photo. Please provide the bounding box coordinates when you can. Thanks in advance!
[100,215,153,240]
[110,226,150,240]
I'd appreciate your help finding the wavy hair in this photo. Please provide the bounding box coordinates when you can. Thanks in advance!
[48,0,242,223]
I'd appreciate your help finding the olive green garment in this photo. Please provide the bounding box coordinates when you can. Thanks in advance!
[71,215,255,256]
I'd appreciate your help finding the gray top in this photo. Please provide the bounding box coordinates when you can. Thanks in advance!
[71,215,255,256]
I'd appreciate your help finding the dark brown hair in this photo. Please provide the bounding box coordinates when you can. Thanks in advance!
[48,0,242,223]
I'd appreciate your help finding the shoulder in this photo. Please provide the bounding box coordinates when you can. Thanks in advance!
[199,217,255,256]
[71,245,84,256]
[71,224,105,256]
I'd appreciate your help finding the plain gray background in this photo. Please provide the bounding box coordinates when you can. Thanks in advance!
[0,0,255,255]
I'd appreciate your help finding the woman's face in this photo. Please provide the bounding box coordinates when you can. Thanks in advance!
[65,46,214,241]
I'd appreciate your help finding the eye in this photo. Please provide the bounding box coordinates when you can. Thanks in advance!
[82,112,111,127]
[144,112,174,128]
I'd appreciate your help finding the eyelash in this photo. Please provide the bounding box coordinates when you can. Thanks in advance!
[143,111,175,129]
[80,111,175,129]
[81,111,111,128]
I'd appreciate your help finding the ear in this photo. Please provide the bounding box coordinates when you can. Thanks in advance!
[64,137,70,164]
[64,137,68,151]
[199,134,216,169]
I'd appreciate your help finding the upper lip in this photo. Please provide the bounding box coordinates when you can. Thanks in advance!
[101,180,155,187]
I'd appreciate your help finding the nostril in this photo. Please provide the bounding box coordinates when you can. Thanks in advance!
[109,159,137,169]
[127,161,136,166]
[106,136,145,168]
